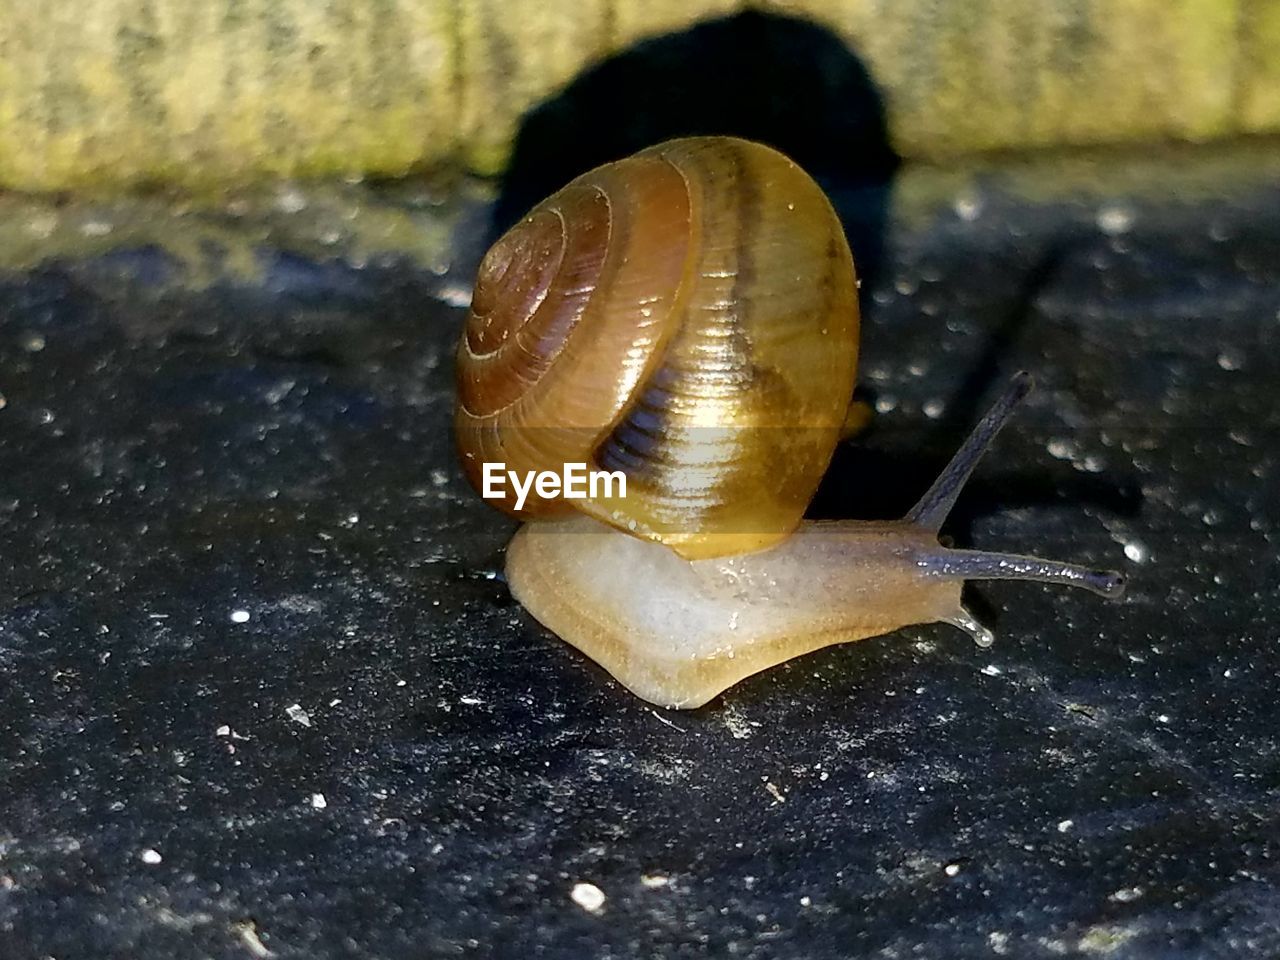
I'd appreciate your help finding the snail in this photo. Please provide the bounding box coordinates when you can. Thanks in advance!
[455,136,1125,709]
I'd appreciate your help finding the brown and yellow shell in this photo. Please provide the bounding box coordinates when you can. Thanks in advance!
[455,136,859,560]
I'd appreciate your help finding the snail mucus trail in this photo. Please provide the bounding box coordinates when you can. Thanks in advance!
[455,136,1126,709]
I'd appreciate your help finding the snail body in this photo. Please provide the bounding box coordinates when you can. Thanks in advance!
[504,374,1124,708]
[456,137,1124,709]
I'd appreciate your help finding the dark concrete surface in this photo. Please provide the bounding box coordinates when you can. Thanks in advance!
[1,154,1279,959]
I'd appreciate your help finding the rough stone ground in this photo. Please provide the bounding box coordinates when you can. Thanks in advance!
[1,144,1278,958]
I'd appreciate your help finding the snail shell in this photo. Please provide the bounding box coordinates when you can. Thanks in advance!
[455,136,859,560]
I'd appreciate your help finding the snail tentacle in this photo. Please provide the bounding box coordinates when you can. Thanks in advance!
[903,370,1034,531]
[917,548,1127,598]
[940,607,996,648]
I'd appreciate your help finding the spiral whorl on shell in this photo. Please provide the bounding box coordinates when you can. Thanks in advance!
[455,136,859,560]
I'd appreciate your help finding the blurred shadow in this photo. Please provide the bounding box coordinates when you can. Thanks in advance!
[495,10,899,293]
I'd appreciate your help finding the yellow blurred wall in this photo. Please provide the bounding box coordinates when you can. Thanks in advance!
[0,0,1274,191]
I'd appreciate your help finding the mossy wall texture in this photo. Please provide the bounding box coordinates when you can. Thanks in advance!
[0,0,1275,191]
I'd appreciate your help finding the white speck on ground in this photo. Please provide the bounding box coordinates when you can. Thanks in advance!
[944,862,961,877]
[310,793,327,810]
[285,704,312,727]
[1217,350,1243,371]
[215,725,231,736]
[570,882,606,913]
[639,875,669,889]
[1097,204,1135,235]
[721,705,755,739]
[230,609,250,623]
[648,709,683,731]
[234,920,275,958]
[1047,437,1075,460]
[1075,455,1106,473]
[1123,541,1148,563]
[275,186,307,214]
[25,212,58,238]
[140,848,162,864]
[1076,922,1142,954]
[1058,819,1074,832]
[763,781,786,804]
[954,191,983,222]
[981,664,1003,677]
[438,281,473,308]
[1109,886,1144,903]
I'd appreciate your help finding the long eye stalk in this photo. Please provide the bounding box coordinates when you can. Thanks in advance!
[904,371,1033,531]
